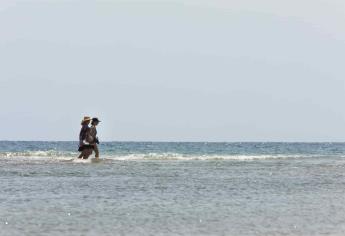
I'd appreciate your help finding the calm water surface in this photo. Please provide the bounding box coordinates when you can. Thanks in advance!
[1,142,345,235]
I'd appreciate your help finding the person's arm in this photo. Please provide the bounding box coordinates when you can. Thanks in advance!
[79,127,86,146]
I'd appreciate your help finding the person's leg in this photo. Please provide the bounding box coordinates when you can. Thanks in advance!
[82,148,93,159]
[77,146,84,159]
[94,144,99,159]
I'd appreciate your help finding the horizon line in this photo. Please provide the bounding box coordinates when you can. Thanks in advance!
[0,140,344,143]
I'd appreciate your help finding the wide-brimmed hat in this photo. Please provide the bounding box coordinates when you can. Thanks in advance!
[82,116,92,122]
[92,117,101,123]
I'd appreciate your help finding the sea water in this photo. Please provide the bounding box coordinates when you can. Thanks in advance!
[1,141,345,235]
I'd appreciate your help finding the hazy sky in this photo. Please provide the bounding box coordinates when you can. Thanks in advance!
[1,0,345,141]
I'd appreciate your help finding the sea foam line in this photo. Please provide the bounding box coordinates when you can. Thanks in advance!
[0,151,338,161]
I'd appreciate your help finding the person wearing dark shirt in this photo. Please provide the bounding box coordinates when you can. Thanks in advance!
[89,117,101,159]
[77,116,93,159]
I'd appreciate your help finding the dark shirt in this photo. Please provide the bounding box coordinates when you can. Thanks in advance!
[79,124,90,146]
[89,126,98,144]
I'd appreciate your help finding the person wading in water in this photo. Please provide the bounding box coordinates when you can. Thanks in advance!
[77,116,94,159]
[88,117,101,160]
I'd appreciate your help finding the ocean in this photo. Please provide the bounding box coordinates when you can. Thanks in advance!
[1,141,345,235]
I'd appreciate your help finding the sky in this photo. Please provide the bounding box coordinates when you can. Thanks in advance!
[1,0,345,142]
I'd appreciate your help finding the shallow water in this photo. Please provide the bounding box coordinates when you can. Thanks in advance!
[1,142,345,235]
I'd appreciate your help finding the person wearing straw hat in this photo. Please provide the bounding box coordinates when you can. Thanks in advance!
[77,116,94,159]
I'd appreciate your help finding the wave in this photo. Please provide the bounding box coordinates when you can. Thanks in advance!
[0,150,75,161]
[103,153,318,161]
[0,150,331,162]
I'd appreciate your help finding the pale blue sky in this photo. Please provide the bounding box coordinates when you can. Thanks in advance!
[1,0,345,141]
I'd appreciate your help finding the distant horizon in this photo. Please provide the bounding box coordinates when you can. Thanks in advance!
[1,140,344,143]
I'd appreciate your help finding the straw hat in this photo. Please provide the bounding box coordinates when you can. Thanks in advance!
[82,116,92,122]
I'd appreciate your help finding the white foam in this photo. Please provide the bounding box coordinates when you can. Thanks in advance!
[0,150,75,162]
[0,150,75,158]
[99,153,312,161]
[0,151,332,162]
[72,158,92,163]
